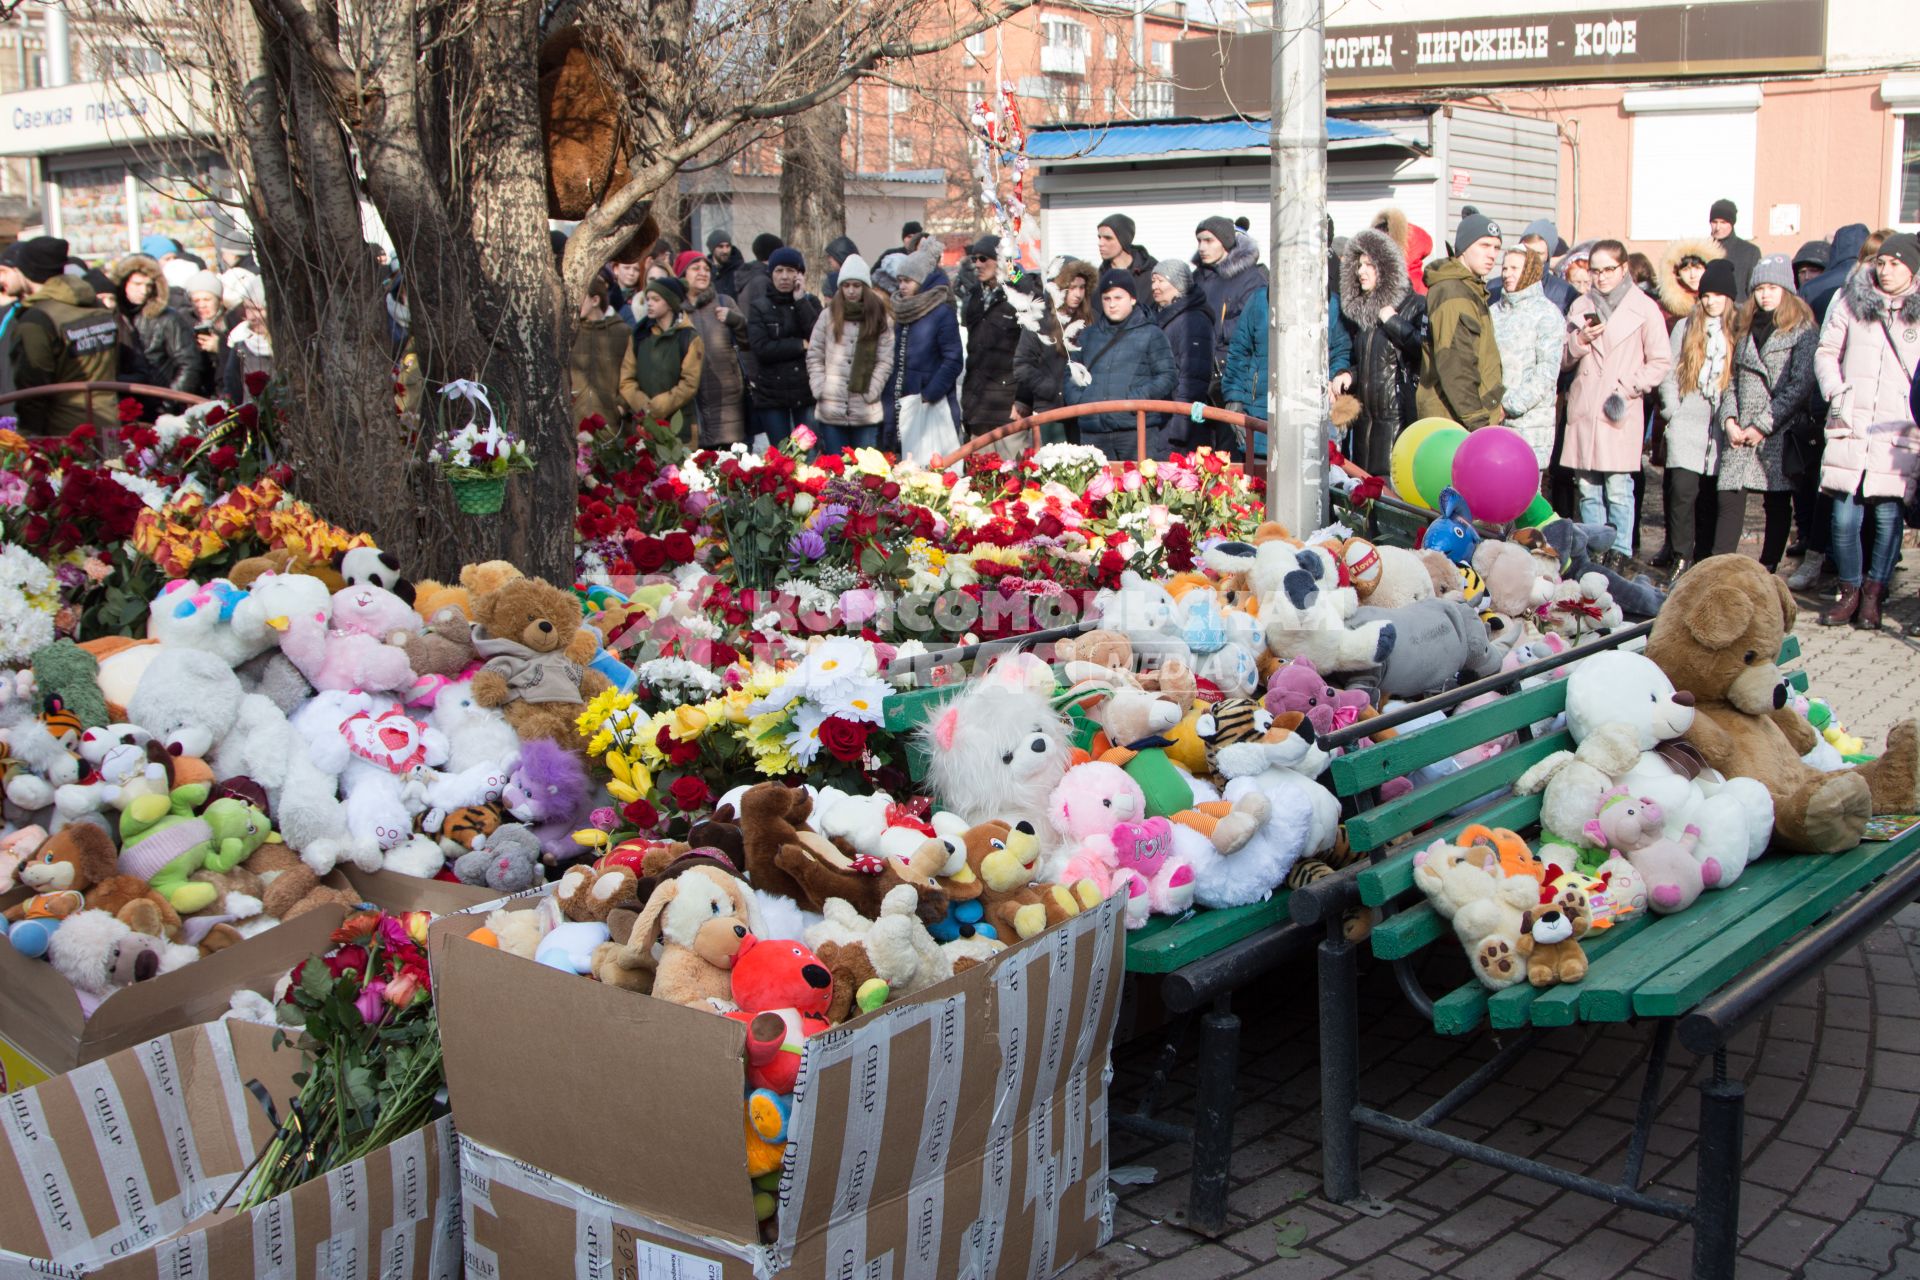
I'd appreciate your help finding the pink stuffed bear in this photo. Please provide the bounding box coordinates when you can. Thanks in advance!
[1047,762,1196,929]
[1584,785,1709,915]
[1110,816,1195,926]
[1265,656,1407,796]
[277,585,420,694]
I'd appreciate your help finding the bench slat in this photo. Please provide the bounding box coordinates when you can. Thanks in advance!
[1344,731,1569,855]
[1331,681,1568,795]
[1369,902,1446,960]
[1631,839,1920,1018]
[1486,911,1655,1030]
[1123,894,1293,974]
[1356,793,1547,908]
[1530,855,1830,1027]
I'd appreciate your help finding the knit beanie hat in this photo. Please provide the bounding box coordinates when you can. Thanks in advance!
[645,275,687,311]
[968,234,1001,259]
[705,228,733,251]
[1709,198,1738,224]
[895,246,938,286]
[1792,240,1830,270]
[1152,258,1192,294]
[901,220,924,238]
[1196,215,1237,248]
[1698,258,1738,300]
[1748,254,1796,293]
[1097,268,1136,297]
[835,253,873,288]
[1454,211,1502,253]
[768,246,806,273]
[140,234,180,259]
[183,269,224,300]
[673,249,706,277]
[1100,213,1136,247]
[752,233,783,262]
[1875,233,1920,277]
[16,236,69,285]
[221,267,258,310]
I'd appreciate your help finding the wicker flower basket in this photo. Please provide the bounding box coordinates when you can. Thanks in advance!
[449,475,507,515]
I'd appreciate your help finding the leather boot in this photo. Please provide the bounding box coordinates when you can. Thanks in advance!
[1821,583,1861,627]
[1857,580,1885,630]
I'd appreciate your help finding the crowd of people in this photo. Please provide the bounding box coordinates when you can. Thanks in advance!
[575,202,1918,633]
[0,230,269,435]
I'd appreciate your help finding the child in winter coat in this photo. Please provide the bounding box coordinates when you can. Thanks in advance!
[806,254,896,455]
[1654,259,1734,575]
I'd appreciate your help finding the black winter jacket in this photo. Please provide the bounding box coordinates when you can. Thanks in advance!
[961,279,1029,429]
[744,287,824,409]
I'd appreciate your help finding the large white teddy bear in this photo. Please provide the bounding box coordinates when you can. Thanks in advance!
[1091,570,1194,674]
[1517,649,1773,887]
[291,689,449,877]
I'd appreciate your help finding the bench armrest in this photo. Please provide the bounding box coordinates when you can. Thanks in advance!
[1289,864,1363,927]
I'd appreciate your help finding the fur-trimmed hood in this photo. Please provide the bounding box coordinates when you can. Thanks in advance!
[1192,230,1261,280]
[1656,237,1723,320]
[1340,228,1410,327]
[109,253,171,320]
[1840,268,1920,326]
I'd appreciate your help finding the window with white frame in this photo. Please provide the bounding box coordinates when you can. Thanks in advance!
[965,32,987,57]
[891,135,915,166]
[1104,32,1119,60]
[1104,86,1116,116]
[1130,79,1174,118]
[889,85,912,115]
[1888,78,1920,229]
[1624,86,1761,241]
[1151,40,1172,72]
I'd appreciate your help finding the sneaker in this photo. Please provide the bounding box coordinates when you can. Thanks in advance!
[1786,553,1826,592]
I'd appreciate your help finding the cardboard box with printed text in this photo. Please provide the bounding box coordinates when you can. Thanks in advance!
[0,1017,460,1279]
[432,891,1126,1277]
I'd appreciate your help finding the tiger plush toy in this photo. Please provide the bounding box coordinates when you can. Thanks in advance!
[416,802,508,857]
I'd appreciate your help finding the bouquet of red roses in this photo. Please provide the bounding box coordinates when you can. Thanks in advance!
[233,910,444,1208]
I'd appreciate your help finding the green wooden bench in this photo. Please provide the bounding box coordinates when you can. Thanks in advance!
[1292,629,1920,1280]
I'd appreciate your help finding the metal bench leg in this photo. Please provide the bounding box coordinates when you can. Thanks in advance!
[1693,1049,1744,1280]
[1188,995,1239,1234]
[1319,929,1361,1203]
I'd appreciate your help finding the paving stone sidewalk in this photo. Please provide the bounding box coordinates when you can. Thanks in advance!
[1068,588,1920,1280]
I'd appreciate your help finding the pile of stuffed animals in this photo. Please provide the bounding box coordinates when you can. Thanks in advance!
[0,546,635,1003]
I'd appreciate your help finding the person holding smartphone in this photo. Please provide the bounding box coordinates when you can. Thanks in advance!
[1559,239,1672,560]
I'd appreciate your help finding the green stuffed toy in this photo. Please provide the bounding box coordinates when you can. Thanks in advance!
[118,785,276,914]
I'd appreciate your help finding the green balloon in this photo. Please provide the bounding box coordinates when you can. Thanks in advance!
[1518,492,1555,527]
[1411,427,1468,509]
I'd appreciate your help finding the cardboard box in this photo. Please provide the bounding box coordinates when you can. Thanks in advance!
[0,897,350,1089]
[433,892,1126,1277]
[0,1018,461,1279]
[343,867,501,917]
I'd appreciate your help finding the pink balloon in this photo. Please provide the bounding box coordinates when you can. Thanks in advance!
[1449,427,1540,523]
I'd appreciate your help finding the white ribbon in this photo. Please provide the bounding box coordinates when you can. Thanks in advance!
[438,379,498,436]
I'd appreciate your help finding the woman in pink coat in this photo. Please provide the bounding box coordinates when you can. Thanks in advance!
[1814,233,1920,630]
[1559,239,1673,557]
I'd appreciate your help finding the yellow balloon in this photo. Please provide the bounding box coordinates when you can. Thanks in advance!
[1389,417,1460,510]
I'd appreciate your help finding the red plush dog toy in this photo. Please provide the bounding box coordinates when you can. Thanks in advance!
[726,937,834,1094]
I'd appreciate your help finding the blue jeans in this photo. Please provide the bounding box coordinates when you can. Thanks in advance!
[1080,427,1140,462]
[1575,471,1636,549]
[814,423,878,456]
[1829,493,1902,586]
[751,405,809,449]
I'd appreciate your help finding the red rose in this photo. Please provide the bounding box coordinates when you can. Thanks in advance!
[666,738,699,767]
[20,514,50,545]
[208,446,240,471]
[631,537,667,573]
[175,434,203,457]
[1036,513,1065,539]
[668,776,712,811]
[24,478,52,511]
[622,797,659,830]
[244,370,270,396]
[116,398,142,424]
[662,531,696,563]
[324,944,369,977]
[818,716,872,764]
[236,402,259,429]
[203,404,227,427]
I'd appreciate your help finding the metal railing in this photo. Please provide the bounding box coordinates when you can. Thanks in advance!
[931,399,1269,468]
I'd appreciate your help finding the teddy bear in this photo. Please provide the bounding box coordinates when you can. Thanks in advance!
[5,822,183,952]
[1411,829,1544,991]
[592,861,759,1009]
[1346,596,1501,699]
[1201,522,1298,616]
[807,883,992,1004]
[47,909,198,996]
[1514,519,1665,620]
[147,579,274,668]
[1473,538,1555,621]
[228,547,346,594]
[1053,628,1136,679]
[2,714,81,826]
[501,739,593,864]
[290,689,448,876]
[1515,898,1591,988]
[1516,646,1774,884]
[1180,701,1335,909]
[738,782,948,924]
[337,546,416,606]
[1263,656,1396,745]
[1333,535,1433,611]
[1245,539,1397,676]
[452,822,544,892]
[1090,571,1193,675]
[921,657,1076,856]
[1644,555,1918,855]
[724,935,834,1092]
[268,584,419,695]
[810,938,891,1023]
[390,605,479,707]
[1047,762,1199,928]
[240,842,361,922]
[49,725,165,832]
[1582,786,1706,914]
[956,818,1088,941]
[417,677,521,818]
[468,576,611,750]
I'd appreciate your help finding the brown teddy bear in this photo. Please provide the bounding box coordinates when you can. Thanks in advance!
[957,818,1084,942]
[737,782,947,924]
[468,576,611,750]
[1514,897,1591,988]
[1645,555,1920,853]
[389,605,478,679]
[228,548,346,594]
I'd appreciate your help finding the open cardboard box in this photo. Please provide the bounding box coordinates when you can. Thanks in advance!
[343,866,500,916]
[0,889,351,1092]
[434,890,1126,1278]
[0,1017,459,1279]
